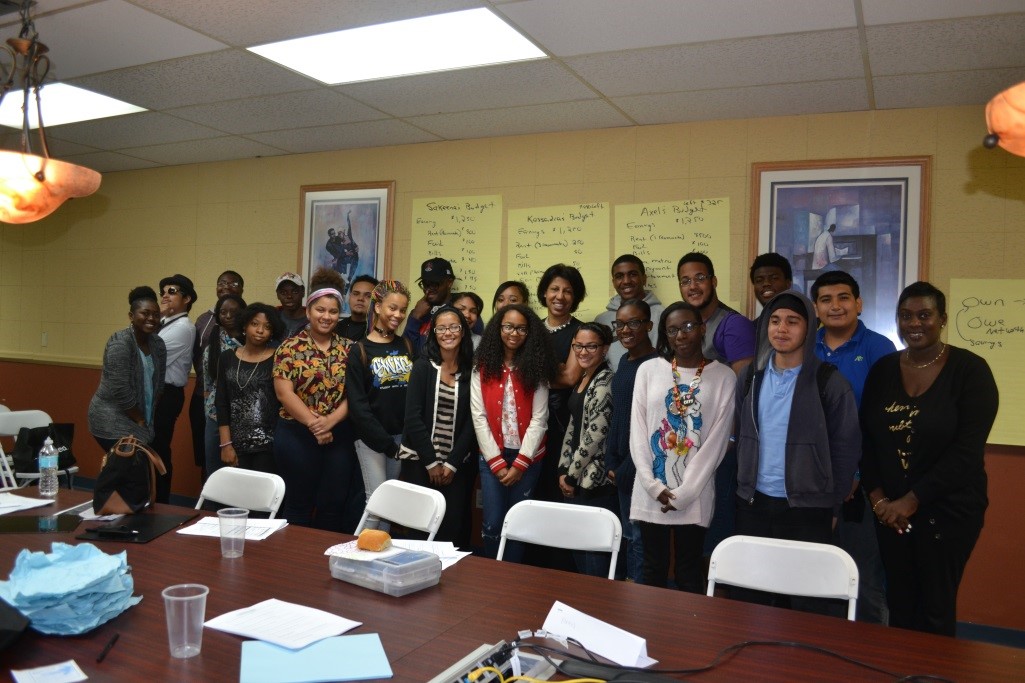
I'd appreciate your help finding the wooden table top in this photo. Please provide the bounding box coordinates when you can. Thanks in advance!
[0,491,1021,681]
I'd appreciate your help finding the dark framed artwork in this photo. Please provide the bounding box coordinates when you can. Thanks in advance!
[750,157,931,343]
[299,181,394,313]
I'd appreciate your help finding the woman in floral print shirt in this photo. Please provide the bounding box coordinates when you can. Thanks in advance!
[273,270,358,530]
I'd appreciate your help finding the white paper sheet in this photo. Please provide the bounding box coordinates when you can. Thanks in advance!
[204,598,361,650]
[542,600,657,668]
[0,492,55,514]
[177,517,288,540]
[391,539,472,570]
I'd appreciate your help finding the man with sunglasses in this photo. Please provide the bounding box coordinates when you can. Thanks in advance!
[153,274,198,503]
[404,257,457,356]
[594,254,664,370]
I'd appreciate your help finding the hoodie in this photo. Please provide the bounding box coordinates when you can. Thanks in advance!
[595,290,664,370]
[734,291,861,513]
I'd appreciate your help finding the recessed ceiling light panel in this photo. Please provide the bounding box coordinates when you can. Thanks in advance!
[0,83,146,129]
[248,8,546,85]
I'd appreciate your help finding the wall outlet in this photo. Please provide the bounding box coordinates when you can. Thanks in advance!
[41,331,48,347]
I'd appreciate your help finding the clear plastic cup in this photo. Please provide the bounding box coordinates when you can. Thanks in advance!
[217,508,249,558]
[162,584,208,658]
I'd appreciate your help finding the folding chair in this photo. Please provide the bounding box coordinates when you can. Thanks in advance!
[706,535,860,620]
[354,480,447,541]
[0,410,79,489]
[497,500,622,580]
[195,468,286,518]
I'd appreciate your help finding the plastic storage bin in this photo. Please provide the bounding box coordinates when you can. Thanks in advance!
[329,549,442,596]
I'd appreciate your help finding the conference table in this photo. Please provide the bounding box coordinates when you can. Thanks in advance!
[0,491,1020,682]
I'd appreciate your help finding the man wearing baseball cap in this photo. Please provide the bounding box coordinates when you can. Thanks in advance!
[403,257,456,356]
[275,272,307,338]
[153,273,198,503]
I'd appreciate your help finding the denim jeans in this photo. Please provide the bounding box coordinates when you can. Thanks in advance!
[354,437,402,530]
[273,418,358,531]
[617,482,644,582]
[479,449,542,561]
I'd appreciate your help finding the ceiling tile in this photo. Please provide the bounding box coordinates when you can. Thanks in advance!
[498,0,855,56]
[128,0,481,46]
[68,50,318,110]
[34,0,226,80]
[56,151,162,174]
[613,80,869,125]
[867,14,1025,75]
[337,60,593,117]
[119,136,289,166]
[566,30,863,97]
[408,100,632,139]
[48,112,224,149]
[168,90,384,134]
[247,120,441,154]
[875,68,1025,109]
[861,0,1025,25]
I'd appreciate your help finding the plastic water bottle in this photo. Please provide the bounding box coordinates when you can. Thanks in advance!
[38,437,59,498]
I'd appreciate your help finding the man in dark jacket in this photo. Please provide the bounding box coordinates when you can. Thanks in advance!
[733,291,861,613]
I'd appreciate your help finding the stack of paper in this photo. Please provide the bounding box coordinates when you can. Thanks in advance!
[0,542,141,635]
[0,492,54,515]
[177,517,288,540]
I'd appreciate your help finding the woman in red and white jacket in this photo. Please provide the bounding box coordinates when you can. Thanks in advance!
[471,303,557,560]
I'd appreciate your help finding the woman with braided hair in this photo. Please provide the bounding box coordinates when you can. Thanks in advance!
[345,279,415,526]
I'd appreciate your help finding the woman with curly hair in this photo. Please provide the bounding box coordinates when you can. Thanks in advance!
[346,280,415,526]
[273,267,358,530]
[400,305,476,543]
[471,303,557,560]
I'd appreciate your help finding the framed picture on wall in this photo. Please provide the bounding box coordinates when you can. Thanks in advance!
[299,181,395,313]
[750,157,931,344]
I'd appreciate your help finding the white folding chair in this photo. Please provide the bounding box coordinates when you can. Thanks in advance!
[0,410,79,489]
[706,535,860,621]
[195,468,286,518]
[354,480,447,541]
[497,500,622,580]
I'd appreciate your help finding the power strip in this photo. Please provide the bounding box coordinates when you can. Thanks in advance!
[427,641,555,683]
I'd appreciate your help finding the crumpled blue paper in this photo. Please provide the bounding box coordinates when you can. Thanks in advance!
[0,542,141,635]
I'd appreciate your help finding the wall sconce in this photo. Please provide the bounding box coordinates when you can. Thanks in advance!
[0,1,100,224]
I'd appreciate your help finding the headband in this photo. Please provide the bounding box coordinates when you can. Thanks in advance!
[306,288,343,306]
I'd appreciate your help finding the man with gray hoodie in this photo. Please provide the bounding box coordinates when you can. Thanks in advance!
[732,291,861,613]
[594,254,664,370]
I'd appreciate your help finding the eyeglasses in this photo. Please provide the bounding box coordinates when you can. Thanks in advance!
[162,287,182,296]
[434,324,463,335]
[571,343,601,353]
[217,279,241,288]
[666,322,702,336]
[678,273,710,288]
[611,318,648,331]
[500,323,529,335]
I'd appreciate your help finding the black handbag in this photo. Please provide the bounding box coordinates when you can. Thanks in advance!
[93,435,166,514]
[11,423,77,473]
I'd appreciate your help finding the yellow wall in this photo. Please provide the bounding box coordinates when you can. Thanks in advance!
[1,104,1023,364]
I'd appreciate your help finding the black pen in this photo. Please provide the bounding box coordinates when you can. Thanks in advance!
[97,633,119,662]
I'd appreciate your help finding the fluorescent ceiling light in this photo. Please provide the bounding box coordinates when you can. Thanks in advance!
[248,8,546,85]
[0,83,146,129]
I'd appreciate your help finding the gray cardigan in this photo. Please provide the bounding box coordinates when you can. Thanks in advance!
[88,327,166,442]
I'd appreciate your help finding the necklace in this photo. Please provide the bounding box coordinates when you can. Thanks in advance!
[372,326,394,338]
[235,349,263,389]
[904,342,945,369]
[669,358,705,456]
[544,317,571,333]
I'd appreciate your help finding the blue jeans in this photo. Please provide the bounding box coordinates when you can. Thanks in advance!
[479,449,542,561]
[354,436,402,530]
[618,482,643,582]
[273,417,358,531]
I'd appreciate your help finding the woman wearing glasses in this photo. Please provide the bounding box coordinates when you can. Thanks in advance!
[471,303,557,560]
[629,302,736,592]
[605,298,659,583]
[400,305,476,543]
[557,322,618,577]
